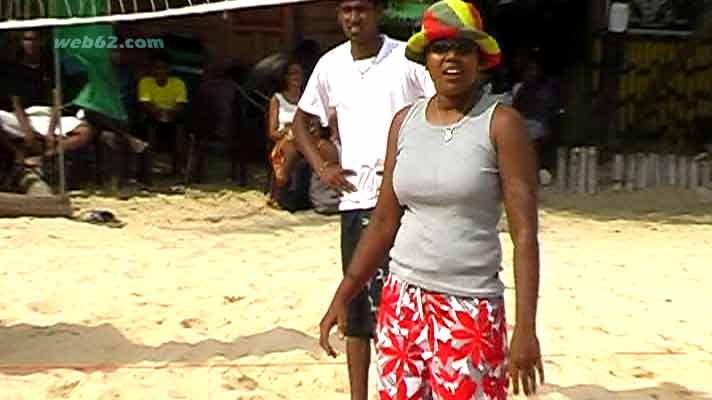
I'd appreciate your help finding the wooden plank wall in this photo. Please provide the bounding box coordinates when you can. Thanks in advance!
[300,0,343,52]
[227,5,288,64]
[121,1,342,66]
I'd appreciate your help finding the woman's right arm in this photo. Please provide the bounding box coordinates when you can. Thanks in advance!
[266,95,283,143]
[319,106,410,356]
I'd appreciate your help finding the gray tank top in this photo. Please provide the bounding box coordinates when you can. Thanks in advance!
[389,94,505,298]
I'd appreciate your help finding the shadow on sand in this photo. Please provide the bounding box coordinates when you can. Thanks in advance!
[0,322,707,398]
[540,382,711,399]
[0,324,346,375]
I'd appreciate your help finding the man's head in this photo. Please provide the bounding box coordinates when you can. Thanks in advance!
[21,30,42,60]
[336,0,384,44]
[152,53,171,85]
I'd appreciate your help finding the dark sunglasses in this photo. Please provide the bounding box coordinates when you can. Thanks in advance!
[428,38,477,55]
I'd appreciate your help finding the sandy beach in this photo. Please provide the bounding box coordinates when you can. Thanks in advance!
[1,182,711,399]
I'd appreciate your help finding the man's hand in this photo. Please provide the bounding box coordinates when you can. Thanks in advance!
[319,164,356,193]
[158,109,178,123]
[319,295,348,358]
[44,134,57,157]
[282,127,295,141]
[508,326,545,396]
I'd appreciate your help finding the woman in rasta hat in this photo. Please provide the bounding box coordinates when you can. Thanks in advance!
[319,0,543,398]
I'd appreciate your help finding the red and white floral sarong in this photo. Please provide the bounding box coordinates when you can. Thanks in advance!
[375,275,509,400]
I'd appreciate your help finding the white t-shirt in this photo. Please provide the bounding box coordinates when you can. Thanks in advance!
[0,106,84,138]
[298,35,435,211]
[274,92,298,131]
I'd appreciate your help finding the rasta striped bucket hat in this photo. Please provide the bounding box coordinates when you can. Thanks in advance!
[405,0,501,70]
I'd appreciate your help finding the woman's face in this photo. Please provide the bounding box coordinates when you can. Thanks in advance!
[286,63,304,90]
[425,38,481,98]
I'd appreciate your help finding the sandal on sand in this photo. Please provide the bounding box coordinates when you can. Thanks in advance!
[77,209,126,228]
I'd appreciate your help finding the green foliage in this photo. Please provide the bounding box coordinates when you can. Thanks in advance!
[381,0,502,38]
[382,0,430,38]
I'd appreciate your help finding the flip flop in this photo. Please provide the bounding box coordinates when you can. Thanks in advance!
[78,209,126,228]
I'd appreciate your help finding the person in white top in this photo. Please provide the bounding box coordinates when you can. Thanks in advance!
[266,56,339,208]
[266,57,303,188]
[291,1,434,398]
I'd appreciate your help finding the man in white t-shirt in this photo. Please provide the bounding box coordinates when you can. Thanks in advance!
[291,1,434,399]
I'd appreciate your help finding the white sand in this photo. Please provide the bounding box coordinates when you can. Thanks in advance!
[0,186,710,399]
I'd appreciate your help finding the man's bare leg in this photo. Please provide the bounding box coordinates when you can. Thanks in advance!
[50,124,95,155]
[275,141,300,186]
[347,337,371,400]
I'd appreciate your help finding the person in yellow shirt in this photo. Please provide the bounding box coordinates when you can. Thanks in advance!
[138,53,188,177]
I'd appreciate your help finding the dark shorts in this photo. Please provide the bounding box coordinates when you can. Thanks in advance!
[340,209,390,338]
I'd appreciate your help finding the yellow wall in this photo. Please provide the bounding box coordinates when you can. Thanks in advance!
[593,37,712,140]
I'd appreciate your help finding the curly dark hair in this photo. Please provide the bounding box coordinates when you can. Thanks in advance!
[277,54,304,92]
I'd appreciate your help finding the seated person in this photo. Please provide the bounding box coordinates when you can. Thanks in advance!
[266,57,340,181]
[0,98,94,194]
[138,53,188,173]
[0,98,94,159]
[266,57,341,211]
[0,31,90,193]
[266,58,305,187]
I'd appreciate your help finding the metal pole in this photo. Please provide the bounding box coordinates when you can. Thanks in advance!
[587,146,598,194]
[557,147,567,191]
[678,156,689,188]
[577,147,588,193]
[636,153,647,190]
[701,161,711,188]
[569,148,580,193]
[666,154,677,186]
[689,160,699,189]
[625,153,636,191]
[613,153,624,191]
[650,153,661,187]
[52,36,66,197]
